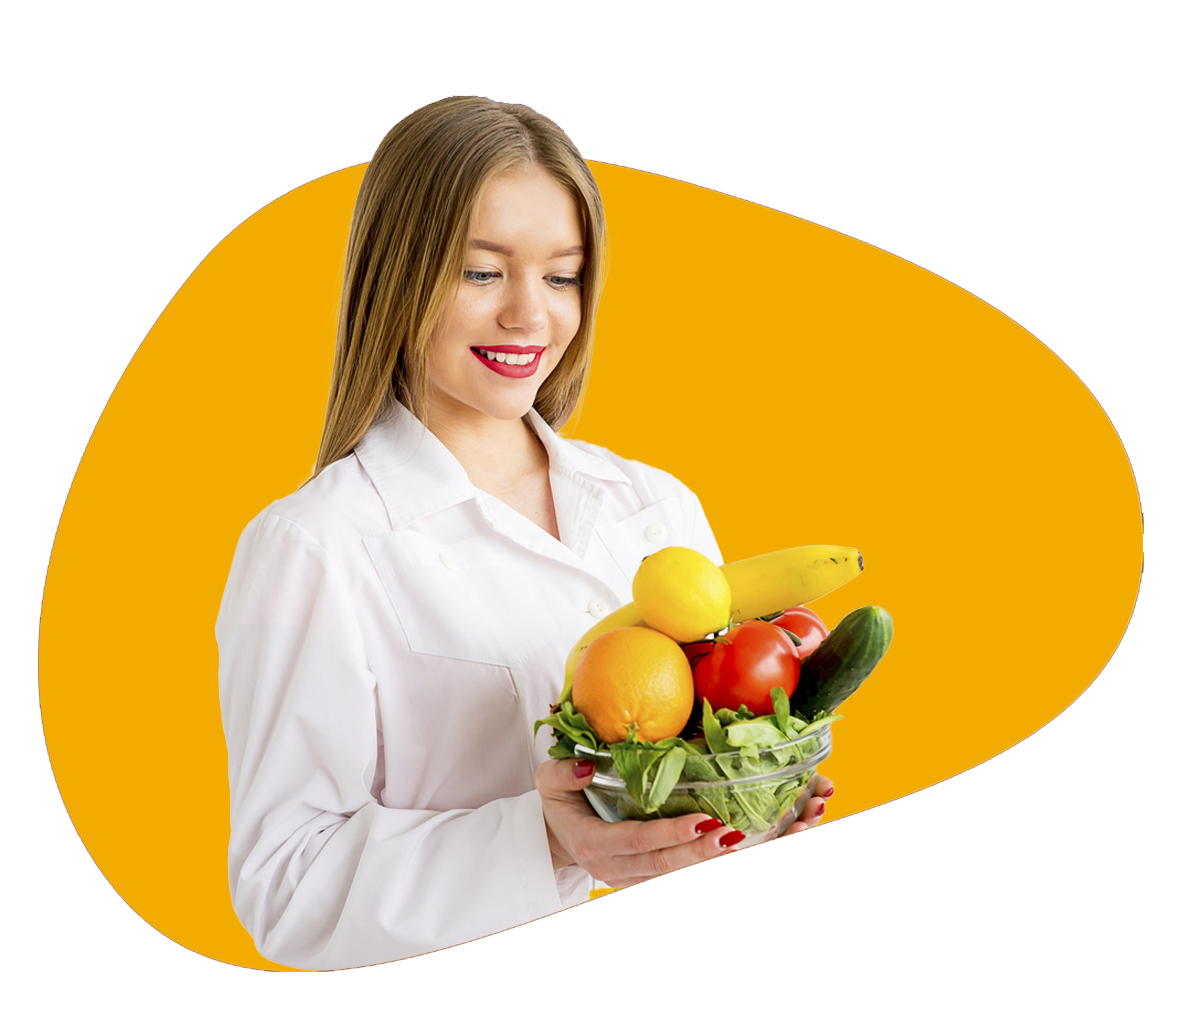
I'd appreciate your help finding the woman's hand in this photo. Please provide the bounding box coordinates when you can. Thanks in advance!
[536,758,736,887]
[785,773,834,834]
[535,760,833,889]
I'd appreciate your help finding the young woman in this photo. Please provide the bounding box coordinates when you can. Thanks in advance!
[217,96,831,971]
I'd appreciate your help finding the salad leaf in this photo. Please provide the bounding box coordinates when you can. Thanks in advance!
[610,741,693,813]
[726,720,788,749]
[534,702,600,760]
[771,687,794,736]
[536,691,836,833]
[648,746,688,810]
[701,699,735,755]
[795,713,843,738]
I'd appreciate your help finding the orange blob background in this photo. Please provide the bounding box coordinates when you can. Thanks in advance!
[39,162,1142,970]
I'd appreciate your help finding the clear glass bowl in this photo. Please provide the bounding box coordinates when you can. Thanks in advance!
[574,724,832,850]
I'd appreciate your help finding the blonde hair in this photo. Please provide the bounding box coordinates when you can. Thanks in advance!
[313,96,606,476]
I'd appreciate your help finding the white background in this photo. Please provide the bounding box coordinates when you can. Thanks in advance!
[5,2,1177,1022]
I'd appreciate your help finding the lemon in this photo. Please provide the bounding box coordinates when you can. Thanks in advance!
[632,546,731,643]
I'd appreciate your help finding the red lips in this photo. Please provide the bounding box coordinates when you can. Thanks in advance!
[470,345,545,378]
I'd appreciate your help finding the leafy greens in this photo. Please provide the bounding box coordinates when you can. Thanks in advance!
[533,687,839,834]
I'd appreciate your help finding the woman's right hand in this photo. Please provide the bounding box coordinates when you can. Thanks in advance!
[535,758,745,888]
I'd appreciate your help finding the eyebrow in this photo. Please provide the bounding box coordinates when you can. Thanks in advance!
[469,239,584,258]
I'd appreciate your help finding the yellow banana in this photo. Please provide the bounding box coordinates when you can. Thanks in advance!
[722,544,863,622]
[557,544,863,705]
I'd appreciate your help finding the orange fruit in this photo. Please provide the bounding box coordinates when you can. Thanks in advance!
[632,546,731,643]
[572,626,695,743]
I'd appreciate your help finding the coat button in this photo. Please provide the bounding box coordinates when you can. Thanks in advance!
[439,552,458,571]
[588,599,609,618]
[645,522,668,544]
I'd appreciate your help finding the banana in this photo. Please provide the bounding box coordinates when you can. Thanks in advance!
[722,544,863,623]
[557,544,864,705]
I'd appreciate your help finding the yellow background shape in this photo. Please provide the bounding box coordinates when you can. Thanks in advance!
[39,162,1142,971]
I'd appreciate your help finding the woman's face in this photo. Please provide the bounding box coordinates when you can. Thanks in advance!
[426,165,585,428]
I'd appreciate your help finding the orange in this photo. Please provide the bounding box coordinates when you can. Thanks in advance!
[572,627,695,743]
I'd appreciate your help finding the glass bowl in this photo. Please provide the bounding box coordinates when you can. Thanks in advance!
[574,724,832,849]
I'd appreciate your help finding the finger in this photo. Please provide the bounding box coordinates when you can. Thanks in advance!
[581,810,729,860]
[811,775,835,800]
[601,823,746,888]
[784,795,828,835]
[535,756,599,795]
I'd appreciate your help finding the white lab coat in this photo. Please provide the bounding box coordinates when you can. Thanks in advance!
[216,402,723,970]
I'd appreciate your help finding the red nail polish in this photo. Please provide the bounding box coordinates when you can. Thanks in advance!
[815,801,826,817]
[820,785,835,798]
[719,830,745,848]
[695,818,724,834]
[574,760,596,778]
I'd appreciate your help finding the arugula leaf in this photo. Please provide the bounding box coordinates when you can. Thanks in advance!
[536,693,836,833]
[648,747,688,810]
[771,687,793,736]
[716,706,756,727]
[548,737,579,761]
[795,713,843,738]
[726,721,788,749]
[714,751,748,782]
[730,784,773,832]
[535,701,604,759]
[701,699,736,755]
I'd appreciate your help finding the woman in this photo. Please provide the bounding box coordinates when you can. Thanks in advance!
[217,96,831,971]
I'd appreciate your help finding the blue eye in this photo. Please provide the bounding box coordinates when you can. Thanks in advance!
[547,276,582,289]
[464,270,498,284]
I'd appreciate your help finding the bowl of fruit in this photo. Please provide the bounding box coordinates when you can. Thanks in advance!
[535,544,894,844]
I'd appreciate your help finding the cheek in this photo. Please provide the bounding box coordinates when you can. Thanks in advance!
[558,295,583,344]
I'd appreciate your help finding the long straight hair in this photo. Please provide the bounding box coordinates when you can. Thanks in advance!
[313,97,606,477]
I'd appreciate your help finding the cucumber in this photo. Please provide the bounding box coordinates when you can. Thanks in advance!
[791,605,893,721]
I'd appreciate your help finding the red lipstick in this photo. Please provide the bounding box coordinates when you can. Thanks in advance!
[470,345,545,379]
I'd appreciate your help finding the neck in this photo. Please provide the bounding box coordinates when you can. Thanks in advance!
[424,399,548,488]
[421,396,560,540]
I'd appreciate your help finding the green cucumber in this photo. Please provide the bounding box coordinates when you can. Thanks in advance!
[791,605,893,721]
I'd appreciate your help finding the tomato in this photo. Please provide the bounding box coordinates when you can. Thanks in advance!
[770,606,829,660]
[690,619,800,716]
[681,640,714,670]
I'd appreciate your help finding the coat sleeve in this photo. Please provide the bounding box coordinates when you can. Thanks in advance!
[216,512,567,970]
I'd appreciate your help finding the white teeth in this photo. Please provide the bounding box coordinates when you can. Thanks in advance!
[477,349,537,365]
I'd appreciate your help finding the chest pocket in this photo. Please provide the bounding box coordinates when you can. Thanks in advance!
[594,495,691,585]
[364,530,566,667]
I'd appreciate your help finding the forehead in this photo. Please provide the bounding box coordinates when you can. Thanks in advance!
[470,166,583,244]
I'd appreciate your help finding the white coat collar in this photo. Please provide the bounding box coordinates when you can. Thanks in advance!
[354,402,630,531]
[523,408,632,488]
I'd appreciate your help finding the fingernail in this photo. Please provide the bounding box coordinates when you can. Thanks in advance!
[695,818,724,835]
[814,801,826,818]
[820,785,835,798]
[574,760,596,778]
[719,830,745,849]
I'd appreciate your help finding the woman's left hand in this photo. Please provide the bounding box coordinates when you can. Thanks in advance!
[784,774,835,835]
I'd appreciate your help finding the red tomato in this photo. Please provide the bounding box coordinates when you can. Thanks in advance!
[770,606,828,660]
[690,619,801,716]
[680,640,714,670]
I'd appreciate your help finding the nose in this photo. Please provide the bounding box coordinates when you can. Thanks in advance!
[497,277,547,335]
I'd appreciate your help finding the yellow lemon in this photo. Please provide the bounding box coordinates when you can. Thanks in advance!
[572,627,695,743]
[632,546,732,643]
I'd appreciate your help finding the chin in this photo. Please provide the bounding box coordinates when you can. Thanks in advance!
[430,381,544,426]
[480,393,542,422]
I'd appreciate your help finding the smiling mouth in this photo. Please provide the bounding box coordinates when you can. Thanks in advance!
[470,345,545,379]
[473,347,539,366]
